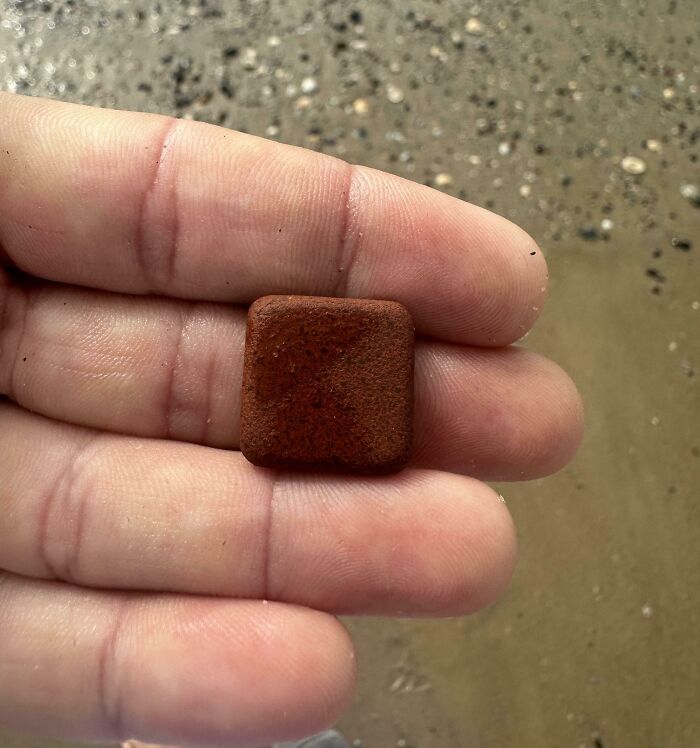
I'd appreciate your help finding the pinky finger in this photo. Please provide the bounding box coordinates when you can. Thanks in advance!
[0,573,356,747]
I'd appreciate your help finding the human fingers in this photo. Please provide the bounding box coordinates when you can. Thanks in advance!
[0,572,355,747]
[0,92,546,345]
[0,280,581,480]
[0,404,516,616]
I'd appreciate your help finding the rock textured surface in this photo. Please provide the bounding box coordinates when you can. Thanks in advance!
[240,295,414,474]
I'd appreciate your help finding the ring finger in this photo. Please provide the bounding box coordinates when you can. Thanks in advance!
[0,403,515,616]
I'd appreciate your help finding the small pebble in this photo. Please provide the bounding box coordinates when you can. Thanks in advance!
[300,76,318,94]
[465,17,484,35]
[646,268,665,283]
[353,97,370,116]
[621,156,647,175]
[680,183,700,206]
[645,139,663,152]
[498,141,512,156]
[601,219,614,232]
[642,604,654,618]
[295,95,312,111]
[434,172,453,188]
[671,237,693,252]
[579,225,599,241]
[519,184,532,198]
[241,47,258,70]
[386,83,405,104]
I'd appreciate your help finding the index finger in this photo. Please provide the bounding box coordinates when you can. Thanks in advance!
[0,93,547,345]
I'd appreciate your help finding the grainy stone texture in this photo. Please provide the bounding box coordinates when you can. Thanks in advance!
[1,1,699,747]
[240,295,414,474]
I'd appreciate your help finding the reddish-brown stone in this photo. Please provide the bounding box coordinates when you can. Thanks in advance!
[240,295,414,474]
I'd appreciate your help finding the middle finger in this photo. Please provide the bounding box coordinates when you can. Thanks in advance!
[0,282,582,481]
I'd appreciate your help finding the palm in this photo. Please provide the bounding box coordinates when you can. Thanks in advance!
[0,94,582,747]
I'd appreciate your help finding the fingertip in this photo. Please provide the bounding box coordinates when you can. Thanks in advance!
[347,167,549,344]
[432,476,517,616]
[461,482,518,613]
[282,607,358,732]
[414,344,583,480]
[463,206,549,346]
[117,599,358,748]
[370,472,518,618]
[539,362,585,474]
[506,354,584,480]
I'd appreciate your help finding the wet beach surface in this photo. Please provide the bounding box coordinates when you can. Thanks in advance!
[1,0,699,746]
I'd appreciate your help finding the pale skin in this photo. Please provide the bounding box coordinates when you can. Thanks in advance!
[0,93,584,747]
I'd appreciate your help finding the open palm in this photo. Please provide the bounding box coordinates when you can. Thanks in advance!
[0,93,582,747]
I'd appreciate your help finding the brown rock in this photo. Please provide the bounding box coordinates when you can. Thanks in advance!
[240,295,415,474]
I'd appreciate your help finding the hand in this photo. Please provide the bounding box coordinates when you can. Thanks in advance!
[0,93,583,747]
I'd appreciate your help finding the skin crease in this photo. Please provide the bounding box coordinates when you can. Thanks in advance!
[0,94,584,748]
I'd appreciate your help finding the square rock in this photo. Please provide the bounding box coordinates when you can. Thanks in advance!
[240,295,414,474]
